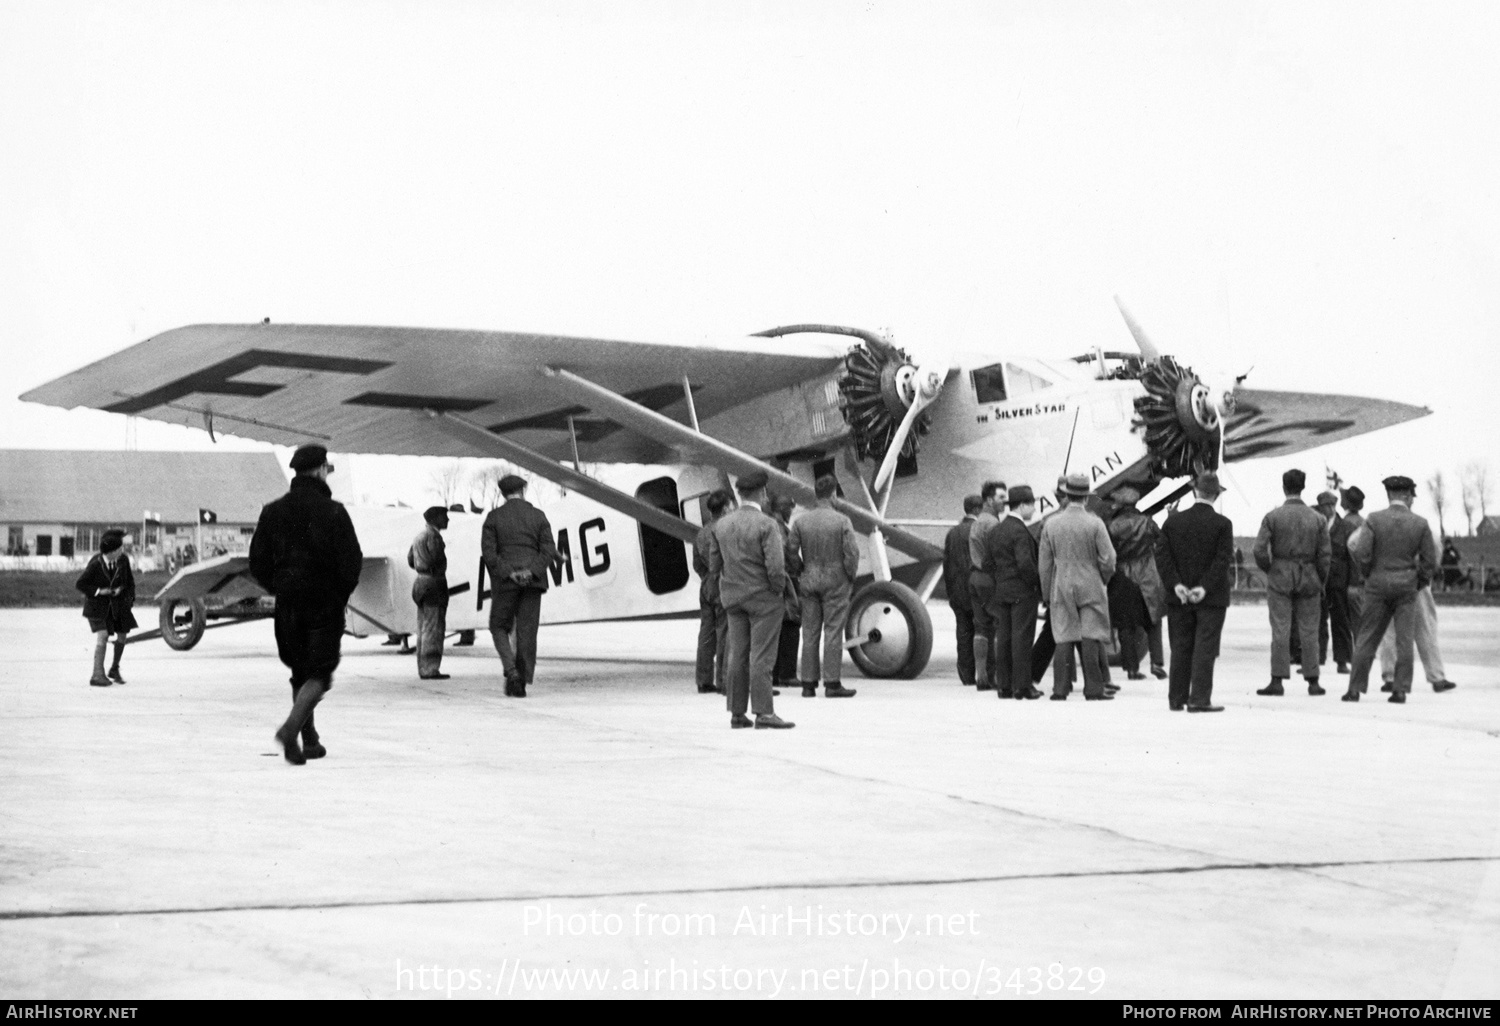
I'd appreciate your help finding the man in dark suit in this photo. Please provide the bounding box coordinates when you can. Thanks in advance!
[1252,468,1331,697]
[481,474,560,697]
[987,485,1042,700]
[1323,490,1358,674]
[1155,472,1234,712]
[249,444,364,764]
[1338,486,1367,654]
[943,495,983,686]
[1344,475,1437,704]
[707,470,794,729]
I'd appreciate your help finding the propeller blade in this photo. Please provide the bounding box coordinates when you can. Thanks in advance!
[1113,295,1161,363]
[870,361,947,493]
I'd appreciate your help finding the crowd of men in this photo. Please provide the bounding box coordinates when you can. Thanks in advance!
[245,443,1460,763]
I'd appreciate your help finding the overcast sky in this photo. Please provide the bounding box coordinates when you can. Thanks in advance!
[3,1,1497,533]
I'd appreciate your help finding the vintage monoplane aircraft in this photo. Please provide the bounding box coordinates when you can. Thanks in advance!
[22,300,1429,678]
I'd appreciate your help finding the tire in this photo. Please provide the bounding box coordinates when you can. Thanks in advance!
[844,581,934,679]
[160,598,206,651]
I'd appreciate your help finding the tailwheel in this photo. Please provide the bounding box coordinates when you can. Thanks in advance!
[159,598,206,651]
[845,581,934,679]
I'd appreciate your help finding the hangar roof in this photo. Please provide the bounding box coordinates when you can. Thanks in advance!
[0,450,287,525]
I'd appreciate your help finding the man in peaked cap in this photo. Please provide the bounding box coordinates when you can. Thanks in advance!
[1344,475,1437,704]
[481,474,560,697]
[409,506,452,680]
[249,443,363,764]
[706,469,794,729]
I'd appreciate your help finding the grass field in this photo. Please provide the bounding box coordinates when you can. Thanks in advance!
[0,570,172,608]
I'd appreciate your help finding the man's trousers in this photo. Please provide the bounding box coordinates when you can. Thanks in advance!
[724,599,781,716]
[799,580,851,684]
[1327,584,1354,665]
[1348,590,1417,695]
[695,600,726,690]
[950,601,976,685]
[990,595,1038,695]
[489,584,543,683]
[1166,605,1226,707]
[1268,587,1322,680]
[416,601,446,677]
[1379,585,1445,685]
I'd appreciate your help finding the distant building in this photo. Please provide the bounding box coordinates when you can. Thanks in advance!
[1478,515,1500,538]
[0,450,287,565]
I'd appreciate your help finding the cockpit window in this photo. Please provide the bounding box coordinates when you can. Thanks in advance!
[1005,363,1052,396]
[971,364,1006,403]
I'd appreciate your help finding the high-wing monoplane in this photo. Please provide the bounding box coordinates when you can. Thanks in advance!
[22,301,1429,678]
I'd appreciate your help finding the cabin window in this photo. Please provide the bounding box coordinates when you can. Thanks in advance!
[970,364,1007,403]
[635,477,691,595]
[1004,363,1052,397]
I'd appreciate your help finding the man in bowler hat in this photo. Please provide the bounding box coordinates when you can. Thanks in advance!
[707,469,794,729]
[249,444,364,764]
[481,474,560,697]
[986,484,1043,699]
[1155,472,1234,712]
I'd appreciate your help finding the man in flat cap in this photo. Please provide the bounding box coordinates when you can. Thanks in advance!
[1344,475,1437,703]
[692,489,734,695]
[481,474,560,697]
[409,505,452,680]
[1038,473,1116,700]
[249,444,364,764]
[986,484,1043,699]
[1252,468,1331,697]
[788,474,861,699]
[943,495,984,686]
[707,469,794,728]
[1155,472,1234,712]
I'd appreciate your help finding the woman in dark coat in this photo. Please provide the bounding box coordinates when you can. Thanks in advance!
[75,529,137,686]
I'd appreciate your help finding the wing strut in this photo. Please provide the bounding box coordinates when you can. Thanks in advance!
[541,367,944,564]
[426,412,700,545]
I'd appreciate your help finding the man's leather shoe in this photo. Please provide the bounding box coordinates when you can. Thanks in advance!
[801,685,817,698]
[89,675,112,687]
[1337,662,1350,674]
[1257,680,1285,696]
[1151,665,1168,680]
[1126,671,1147,681]
[302,740,327,759]
[1388,691,1406,704]
[1084,693,1114,701]
[754,714,795,729]
[1186,704,1224,713]
[274,726,306,765]
[730,714,753,729]
[107,667,126,684]
[421,673,452,681]
[697,685,719,694]
[1433,680,1457,693]
[1050,694,1067,701]
[1016,687,1043,700]
[824,684,857,698]
[1169,702,1186,711]
[1340,690,1360,702]
[1380,681,1394,693]
[1307,682,1326,696]
[997,687,1014,698]
[976,683,994,692]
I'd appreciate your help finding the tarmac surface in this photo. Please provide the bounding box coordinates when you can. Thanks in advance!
[2,604,1498,1000]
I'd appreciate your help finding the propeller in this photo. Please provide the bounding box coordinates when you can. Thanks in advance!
[1113,294,1161,362]
[871,358,948,494]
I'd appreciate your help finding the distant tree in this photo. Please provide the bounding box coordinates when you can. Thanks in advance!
[1459,465,1479,536]
[1427,470,1448,535]
[1461,461,1492,536]
[427,459,465,508]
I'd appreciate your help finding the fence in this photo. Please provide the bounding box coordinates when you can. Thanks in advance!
[0,554,166,573]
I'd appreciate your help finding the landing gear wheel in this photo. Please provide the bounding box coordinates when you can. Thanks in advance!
[845,581,933,679]
[160,598,206,651]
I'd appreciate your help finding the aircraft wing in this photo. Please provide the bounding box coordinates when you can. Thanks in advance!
[20,323,847,464]
[1223,389,1431,463]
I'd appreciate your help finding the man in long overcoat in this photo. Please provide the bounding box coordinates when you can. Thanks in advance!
[1038,473,1116,701]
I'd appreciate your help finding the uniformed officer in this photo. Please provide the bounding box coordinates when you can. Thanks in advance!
[1344,475,1438,704]
[692,489,734,694]
[788,475,861,698]
[707,470,794,729]
[943,495,983,686]
[248,444,363,765]
[1252,469,1331,697]
[409,505,451,680]
[1038,473,1116,701]
[967,480,1006,690]
[481,474,560,697]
